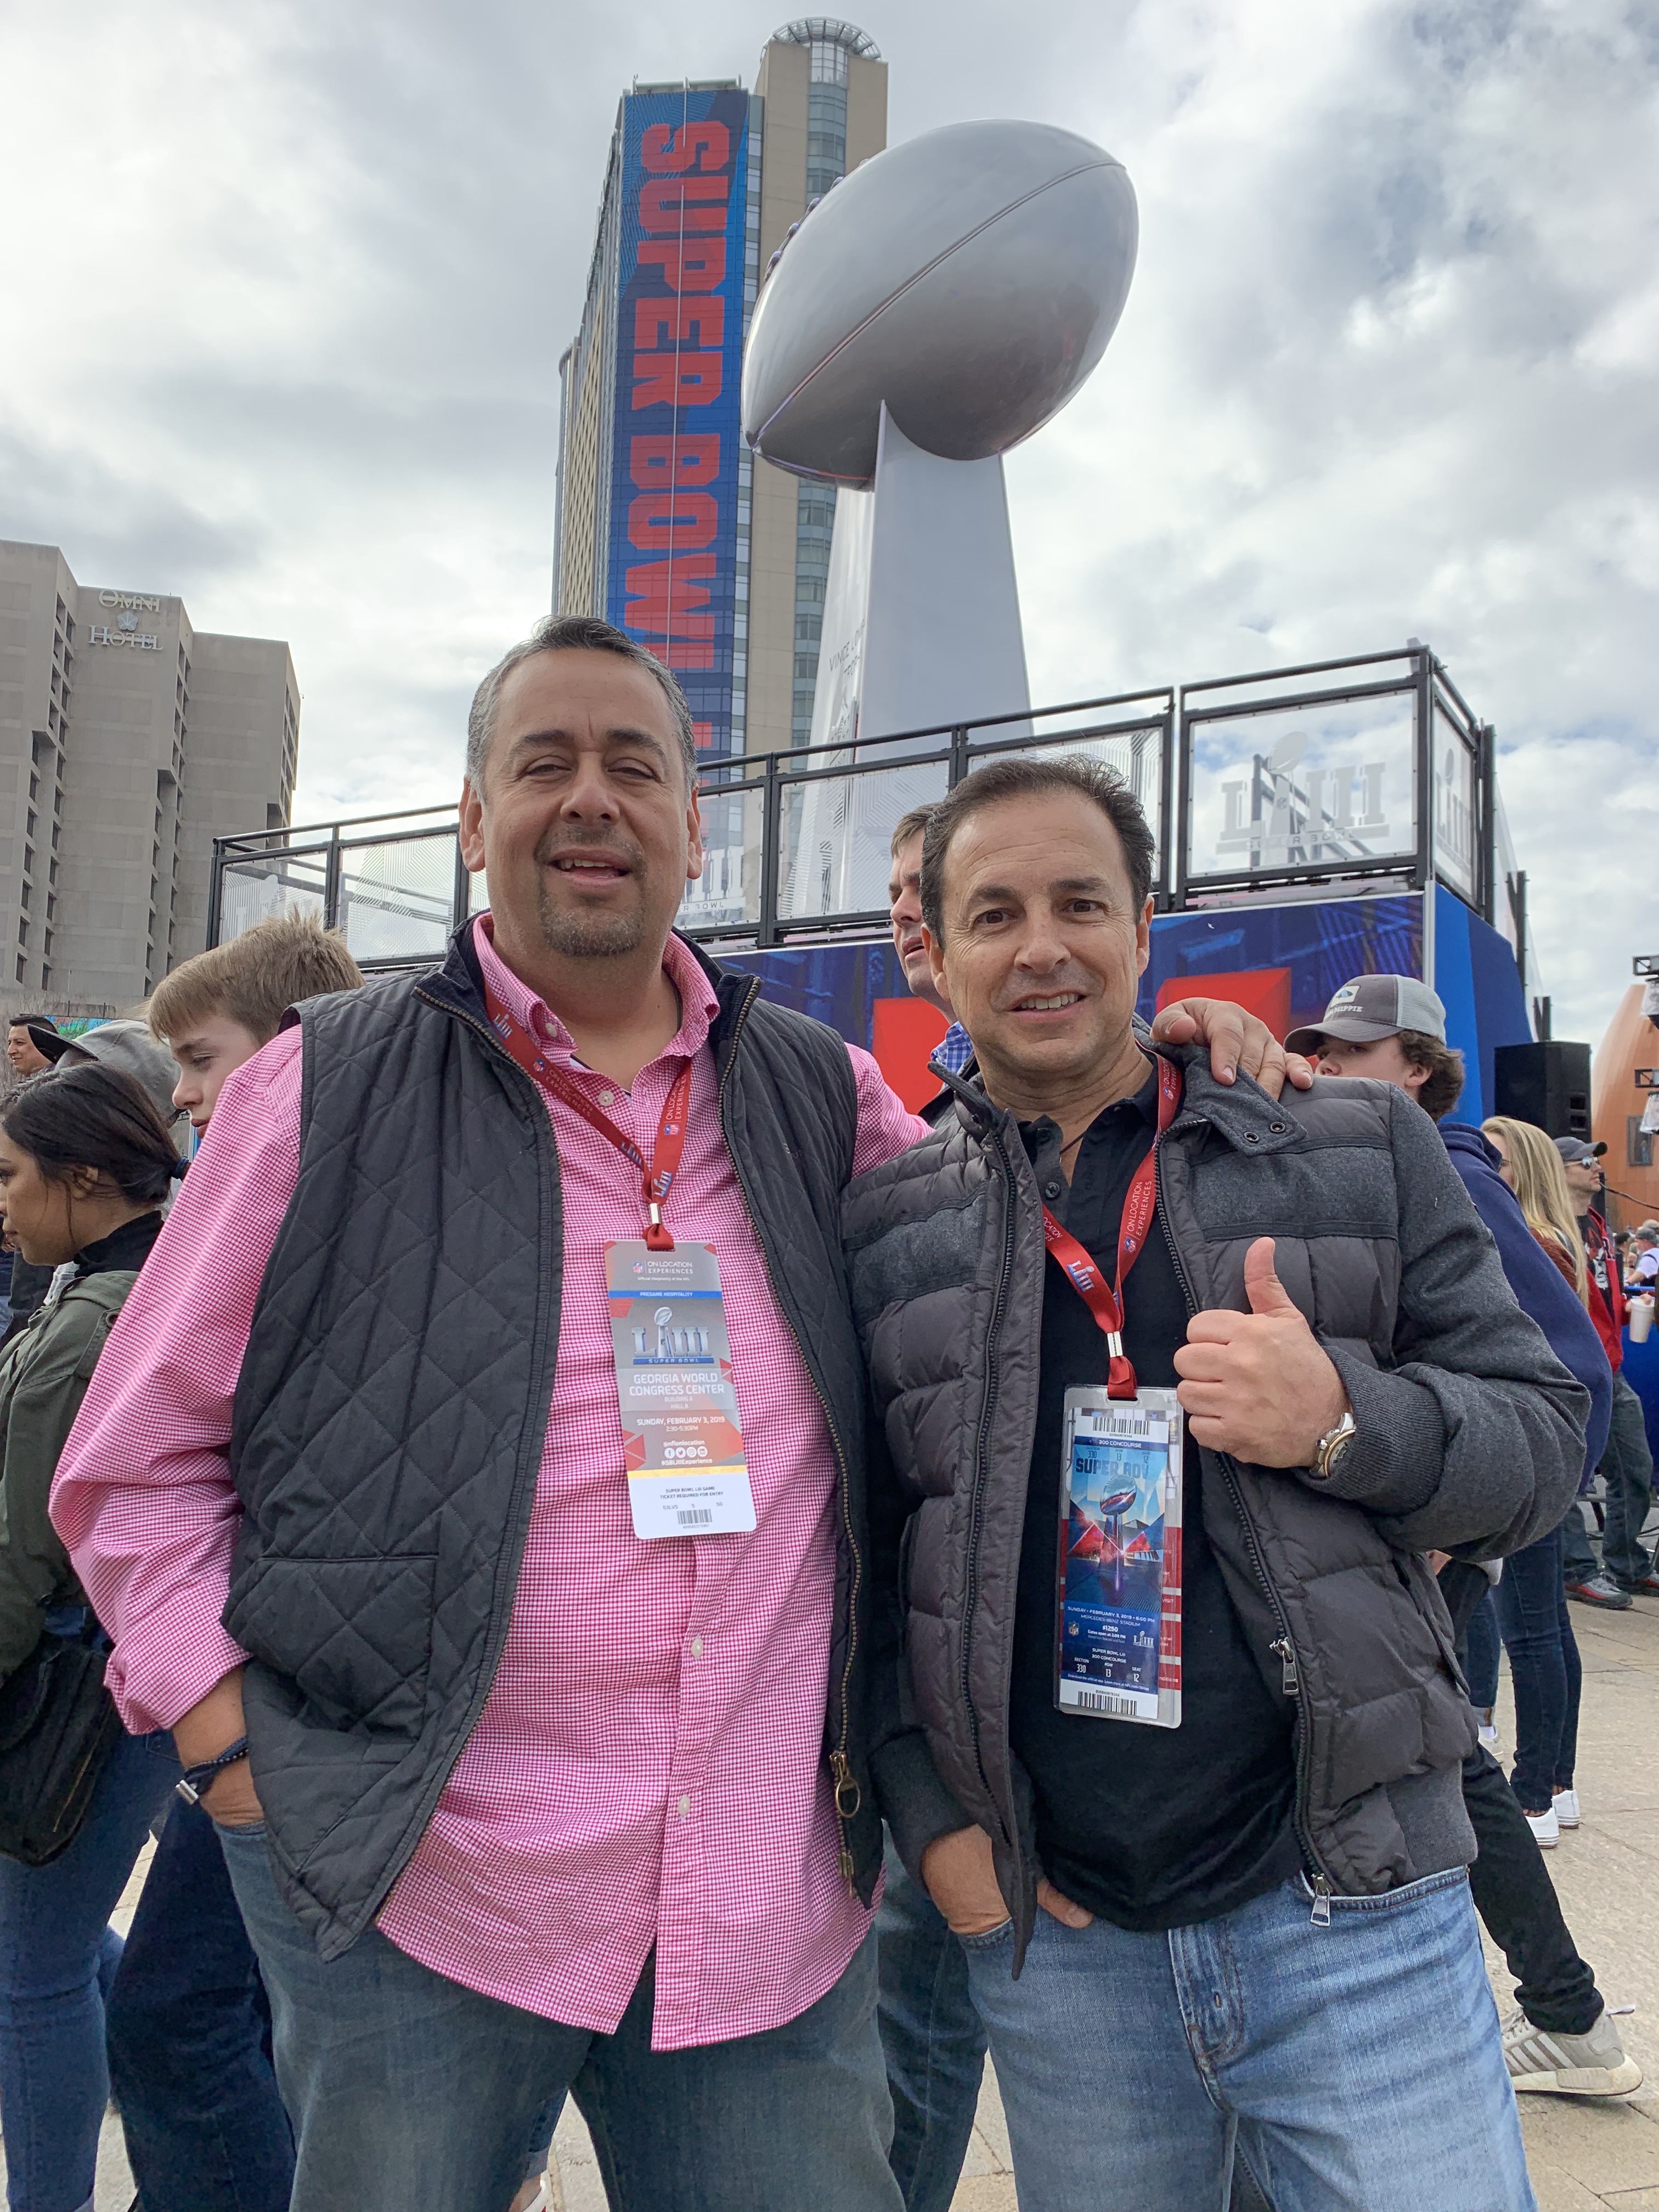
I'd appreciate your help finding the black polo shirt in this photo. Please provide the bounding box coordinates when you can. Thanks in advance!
[1007,1061,1300,1931]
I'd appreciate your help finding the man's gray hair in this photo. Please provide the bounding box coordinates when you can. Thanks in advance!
[465,615,699,788]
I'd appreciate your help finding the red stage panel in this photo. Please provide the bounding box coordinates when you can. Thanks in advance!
[1155,968,1292,1042]
[871,997,949,1112]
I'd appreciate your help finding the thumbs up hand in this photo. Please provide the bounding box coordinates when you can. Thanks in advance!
[1172,1238,1351,1468]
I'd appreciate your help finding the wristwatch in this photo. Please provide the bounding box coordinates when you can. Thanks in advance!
[176,1735,250,1807]
[1308,1409,1357,1482]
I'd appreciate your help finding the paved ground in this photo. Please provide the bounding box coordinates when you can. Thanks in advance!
[26,1572,1658,2211]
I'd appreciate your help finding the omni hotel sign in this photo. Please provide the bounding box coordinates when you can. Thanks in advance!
[86,590,165,652]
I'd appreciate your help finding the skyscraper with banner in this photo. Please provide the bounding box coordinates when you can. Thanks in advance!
[553,20,887,760]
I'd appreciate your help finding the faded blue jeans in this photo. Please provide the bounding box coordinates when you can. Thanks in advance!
[105,1795,294,2212]
[961,1869,1534,2212]
[220,1821,904,2212]
[876,1841,986,2212]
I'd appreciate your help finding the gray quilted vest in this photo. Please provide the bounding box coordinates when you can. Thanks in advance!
[224,930,874,1959]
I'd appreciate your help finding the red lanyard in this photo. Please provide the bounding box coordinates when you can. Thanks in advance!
[484,986,691,1250]
[1041,1056,1183,1400]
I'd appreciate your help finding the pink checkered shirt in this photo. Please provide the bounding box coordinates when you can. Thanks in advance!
[52,921,924,2048]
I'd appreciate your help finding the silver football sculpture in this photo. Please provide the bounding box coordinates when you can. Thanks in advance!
[742,117,1138,487]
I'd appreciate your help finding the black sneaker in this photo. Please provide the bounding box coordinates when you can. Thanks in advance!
[1565,1574,1633,1609]
[1615,1571,1659,1596]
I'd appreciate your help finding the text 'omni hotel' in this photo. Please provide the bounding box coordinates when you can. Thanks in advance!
[553,18,887,759]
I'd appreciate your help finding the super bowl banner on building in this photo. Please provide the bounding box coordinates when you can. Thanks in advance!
[607,88,749,759]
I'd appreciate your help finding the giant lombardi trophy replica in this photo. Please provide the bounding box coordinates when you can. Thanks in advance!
[740,117,1138,916]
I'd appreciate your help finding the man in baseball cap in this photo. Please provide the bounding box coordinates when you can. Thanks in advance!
[45,1020,186,1139]
[1285,975,1467,1119]
[1554,1136,1607,1168]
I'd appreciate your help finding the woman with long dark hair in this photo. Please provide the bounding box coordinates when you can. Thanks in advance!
[0,1061,179,2212]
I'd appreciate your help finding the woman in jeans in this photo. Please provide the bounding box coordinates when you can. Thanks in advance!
[0,1062,178,2212]
[1483,1116,1592,1849]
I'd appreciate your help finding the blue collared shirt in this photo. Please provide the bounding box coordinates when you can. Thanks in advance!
[933,1020,974,1076]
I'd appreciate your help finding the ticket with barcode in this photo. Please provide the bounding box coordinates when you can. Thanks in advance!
[605,1240,755,1540]
[1055,1386,1183,1726]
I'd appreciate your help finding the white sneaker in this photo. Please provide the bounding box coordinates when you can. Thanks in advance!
[1526,1804,1560,1847]
[1479,1720,1499,1749]
[1553,1788,1581,1828]
[1503,2006,1644,2096]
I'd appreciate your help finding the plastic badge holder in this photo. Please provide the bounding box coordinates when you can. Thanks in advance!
[1056,1385,1183,1727]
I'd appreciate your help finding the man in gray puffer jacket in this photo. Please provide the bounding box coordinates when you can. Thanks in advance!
[843,756,1585,2212]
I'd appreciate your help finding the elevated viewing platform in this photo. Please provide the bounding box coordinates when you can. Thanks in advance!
[210,643,1525,963]
[207,644,1539,1123]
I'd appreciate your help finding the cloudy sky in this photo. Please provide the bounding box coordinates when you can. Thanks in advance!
[3,0,1655,1039]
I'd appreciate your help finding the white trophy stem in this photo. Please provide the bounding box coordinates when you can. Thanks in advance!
[794,404,1032,919]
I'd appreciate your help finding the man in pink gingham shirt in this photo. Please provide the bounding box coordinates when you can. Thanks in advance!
[54,620,925,2212]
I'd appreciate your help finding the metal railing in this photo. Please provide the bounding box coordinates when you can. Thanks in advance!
[207,646,1496,967]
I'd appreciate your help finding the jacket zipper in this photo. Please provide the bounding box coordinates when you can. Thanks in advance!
[1153,1133,1334,1899]
[53,1729,111,1835]
[963,1116,1019,1843]
[713,978,866,1889]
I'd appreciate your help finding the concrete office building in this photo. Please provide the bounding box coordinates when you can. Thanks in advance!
[552,18,887,758]
[0,539,297,1013]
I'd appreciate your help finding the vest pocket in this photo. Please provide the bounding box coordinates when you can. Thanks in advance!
[226,1554,438,1736]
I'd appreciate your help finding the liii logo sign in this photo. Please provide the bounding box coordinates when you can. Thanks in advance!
[1216,735,1392,871]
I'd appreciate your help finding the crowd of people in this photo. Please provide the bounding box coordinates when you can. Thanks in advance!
[0,612,1651,2212]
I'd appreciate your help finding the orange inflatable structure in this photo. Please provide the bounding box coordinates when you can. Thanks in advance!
[1592,985,1659,1229]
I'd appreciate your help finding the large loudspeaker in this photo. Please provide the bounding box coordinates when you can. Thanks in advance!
[1492,1042,1593,1139]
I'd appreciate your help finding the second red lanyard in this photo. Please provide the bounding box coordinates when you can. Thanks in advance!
[1041,1056,1183,1398]
[484,986,691,1250]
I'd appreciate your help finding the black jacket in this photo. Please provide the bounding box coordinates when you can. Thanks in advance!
[843,1049,1588,1966]
[225,928,878,1958]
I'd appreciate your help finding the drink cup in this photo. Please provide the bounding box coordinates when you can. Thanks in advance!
[1631,1299,1655,1344]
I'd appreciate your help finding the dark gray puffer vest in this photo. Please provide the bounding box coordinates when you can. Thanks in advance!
[844,1049,1587,1965]
[224,930,879,1959]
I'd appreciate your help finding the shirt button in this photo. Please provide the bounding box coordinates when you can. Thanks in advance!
[598,1089,615,1105]
[678,1794,691,1819]
[690,1635,703,1657]
[1043,1180,1062,1200]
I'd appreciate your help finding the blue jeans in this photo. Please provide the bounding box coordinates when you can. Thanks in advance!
[1494,1516,1581,1813]
[961,1870,1533,2212]
[219,1821,905,2212]
[105,1796,294,2212]
[0,1728,178,2212]
[875,1842,986,2212]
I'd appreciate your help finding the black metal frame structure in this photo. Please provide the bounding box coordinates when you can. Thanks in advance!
[1173,645,1495,922]
[207,645,1498,969]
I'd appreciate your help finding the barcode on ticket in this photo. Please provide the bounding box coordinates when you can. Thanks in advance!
[1069,1686,1142,1717]
[676,1509,714,1528]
